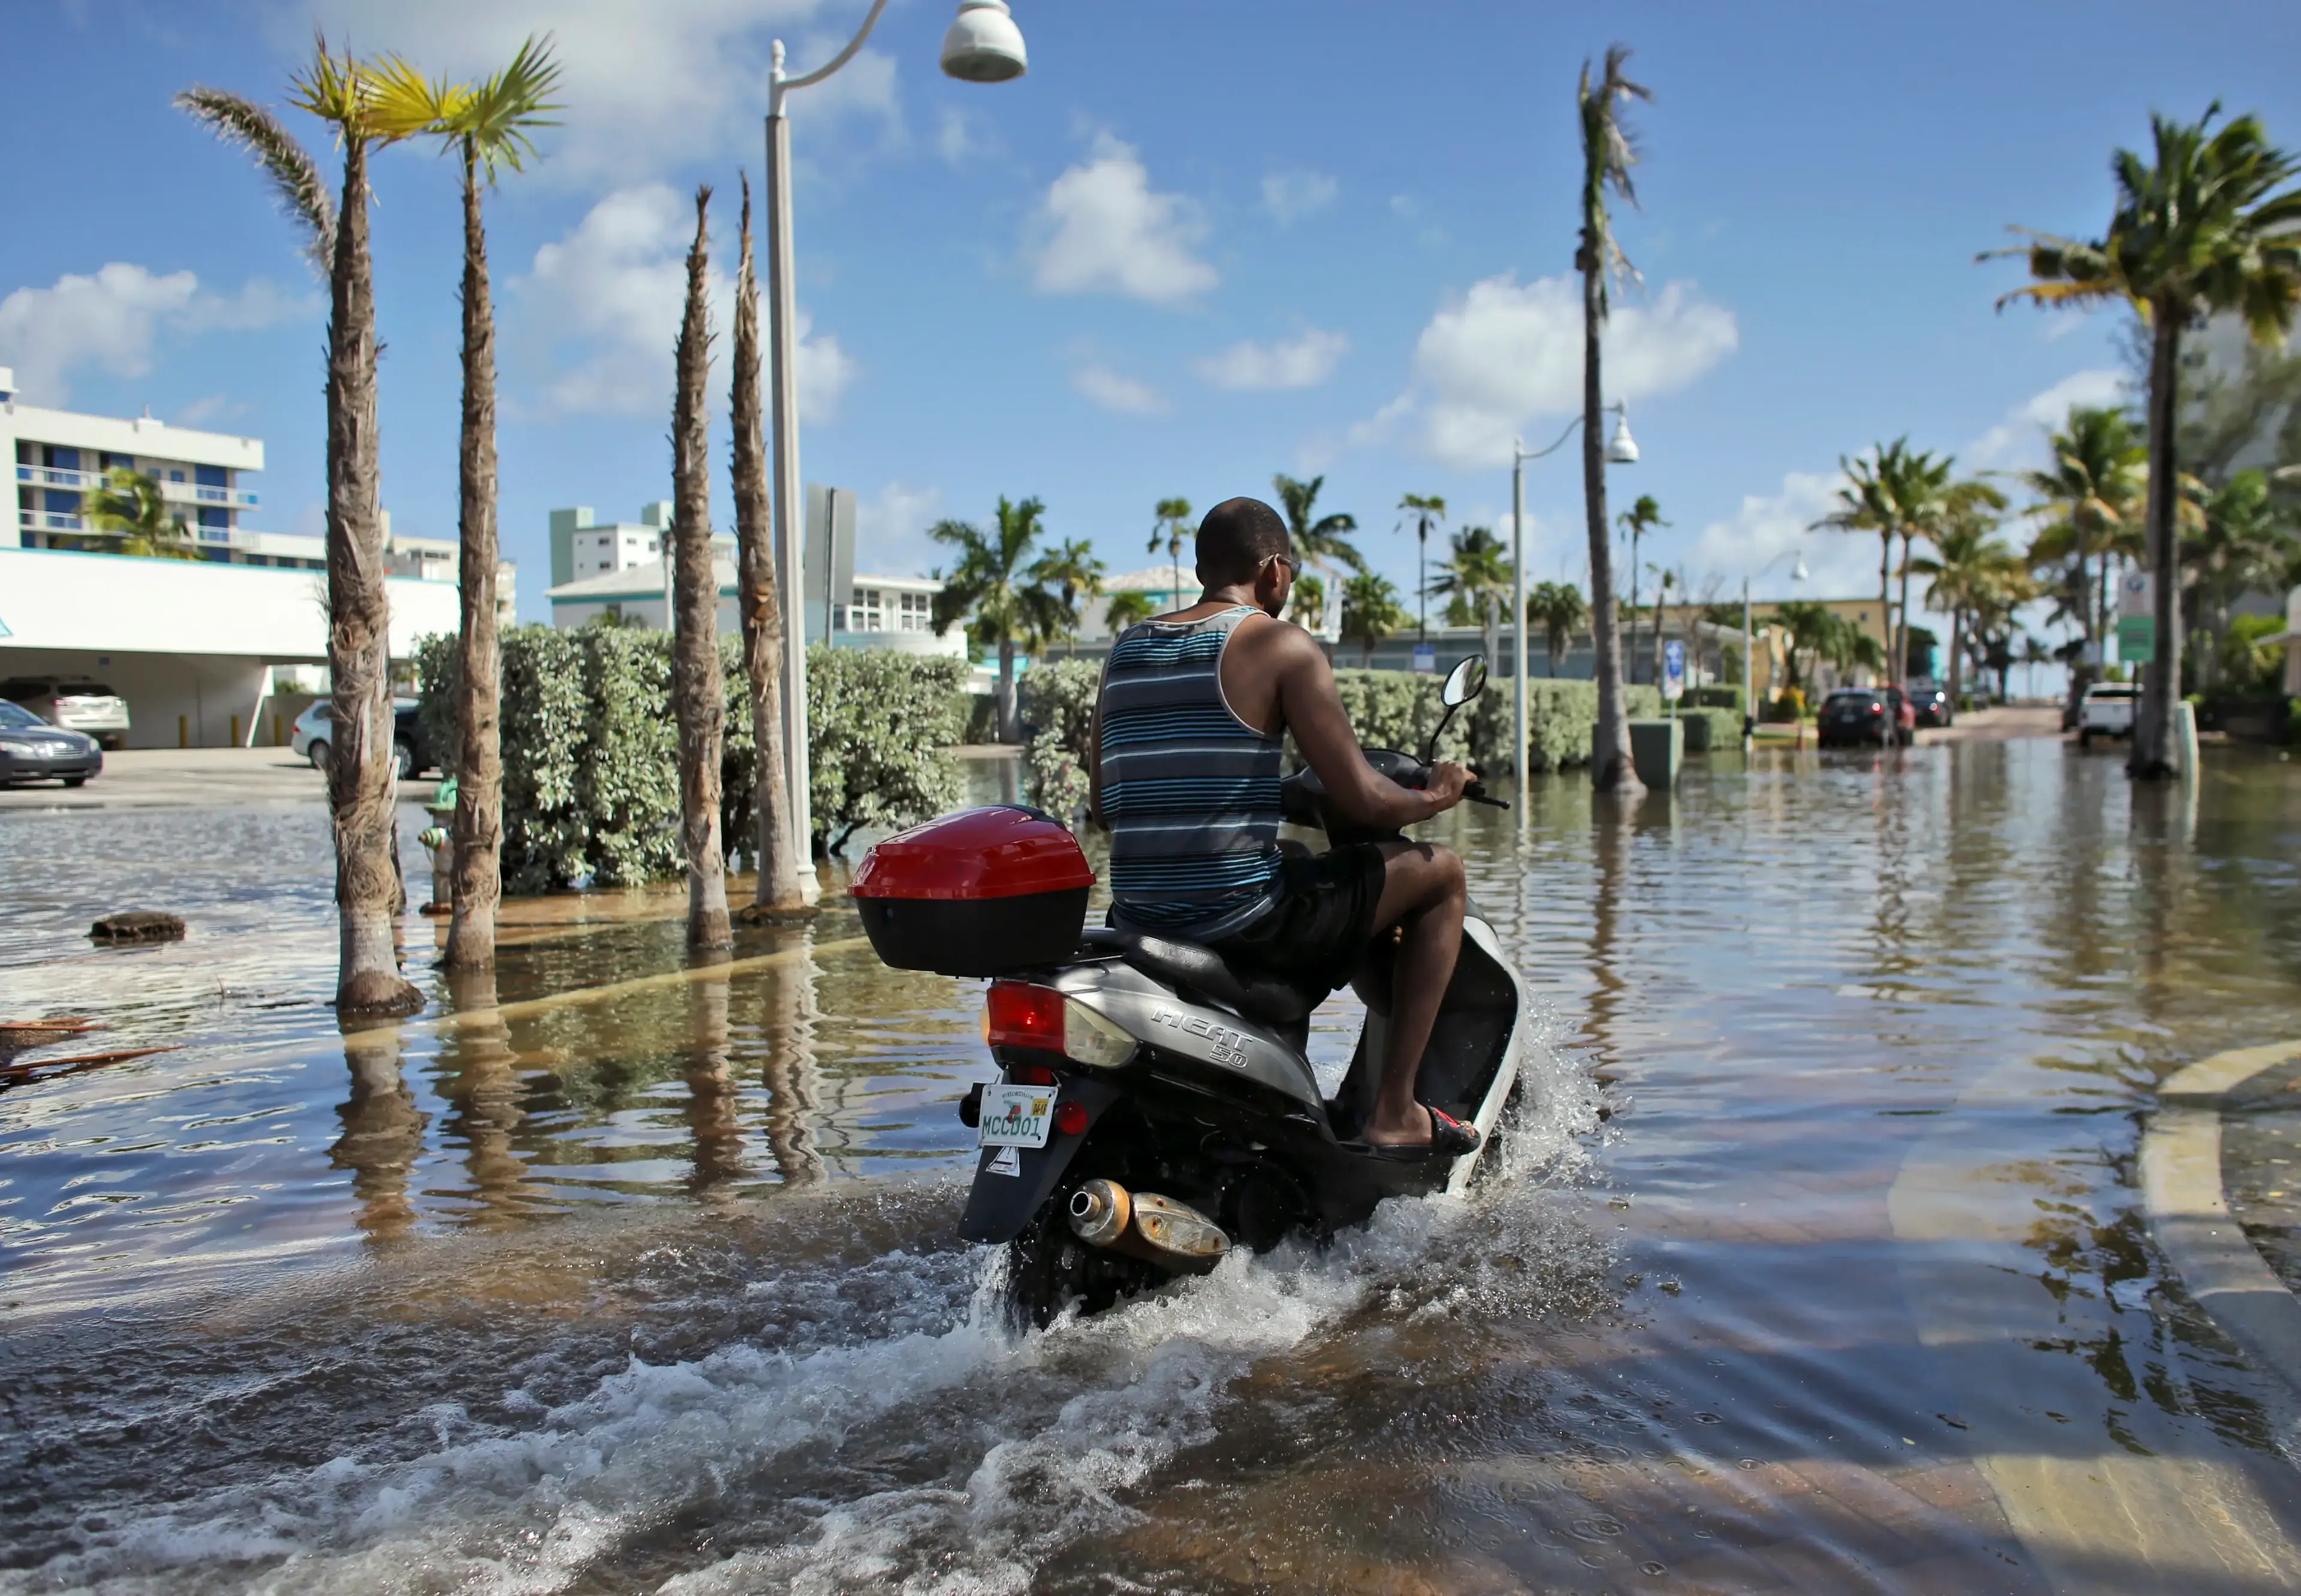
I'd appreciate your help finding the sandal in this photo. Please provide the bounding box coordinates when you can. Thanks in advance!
[1346,1105,1482,1161]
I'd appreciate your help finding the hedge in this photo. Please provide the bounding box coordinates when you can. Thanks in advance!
[1020,658,1100,820]
[415,627,967,890]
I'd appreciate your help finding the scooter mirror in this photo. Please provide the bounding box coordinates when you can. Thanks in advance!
[1441,655,1488,708]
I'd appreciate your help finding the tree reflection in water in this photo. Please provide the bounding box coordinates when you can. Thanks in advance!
[436,969,535,1227]
[758,928,826,1187]
[684,956,745,1199]
[331,1017,427,1244]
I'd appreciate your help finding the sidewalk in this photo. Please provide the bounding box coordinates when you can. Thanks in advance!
[0,746,440,811]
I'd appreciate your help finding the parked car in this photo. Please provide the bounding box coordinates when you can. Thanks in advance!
[291,697,434,778]
[1908,684,1953,729]
[2077,681,2137,748]
[0,699,103,787]
[1817,688,1915,748]
[0,676,131,749]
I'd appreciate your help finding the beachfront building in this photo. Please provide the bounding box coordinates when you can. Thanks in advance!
[0,369,491,747]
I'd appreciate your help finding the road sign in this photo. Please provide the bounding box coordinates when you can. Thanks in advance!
[2117,614,2155,658]
[1412,643,1436,675]
[2119,570,2152,619]
[1662,639,1686,702]
[805,482,856,637]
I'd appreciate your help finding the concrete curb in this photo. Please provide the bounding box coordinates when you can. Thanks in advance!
[2141,1039,2301,1395]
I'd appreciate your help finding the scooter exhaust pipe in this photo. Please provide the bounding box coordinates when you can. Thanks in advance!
[1068,1178,1230,1273]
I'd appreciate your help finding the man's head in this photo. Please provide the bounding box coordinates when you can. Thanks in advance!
[1195,497,1295,618]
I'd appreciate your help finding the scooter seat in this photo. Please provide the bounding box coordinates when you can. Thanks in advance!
[1082,927,1322,1027]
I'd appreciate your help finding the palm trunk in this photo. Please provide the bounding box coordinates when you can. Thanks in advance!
[672,187,732,947]
[2067,526,2094,721]
[327,136,418,1016]
[1895,532,1914,684]
[997,637,1017,740]
[1877,531,1892,690]
[732,176,808,914]
[445,141,502,972]
[1583,261,1639,793]
[1946,607,1965,708]
[2133,308,2184,778]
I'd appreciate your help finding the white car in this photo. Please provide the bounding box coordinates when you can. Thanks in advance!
[1,676,131,749]
[2077,681,2136,748]
[291,698,429,777]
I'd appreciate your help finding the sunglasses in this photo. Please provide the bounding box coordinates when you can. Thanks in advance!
[1264,552,1300,576]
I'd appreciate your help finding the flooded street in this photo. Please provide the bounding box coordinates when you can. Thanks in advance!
[5,739,2301,1592]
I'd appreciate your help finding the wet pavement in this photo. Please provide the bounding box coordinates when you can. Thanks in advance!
[4,740,2301,1592]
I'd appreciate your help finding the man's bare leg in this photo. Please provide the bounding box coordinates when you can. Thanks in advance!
[1360,839,1466,1145]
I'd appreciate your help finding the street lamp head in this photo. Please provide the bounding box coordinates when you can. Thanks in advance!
[1605,411,1639,465]
[1791,553,1809,582]
[941,0,1028,82]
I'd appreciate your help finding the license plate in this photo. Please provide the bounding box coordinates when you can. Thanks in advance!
[979,1083,1055,1148]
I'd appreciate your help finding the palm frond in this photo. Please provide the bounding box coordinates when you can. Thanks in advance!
[174,86,337,275]
[448,34,564,182]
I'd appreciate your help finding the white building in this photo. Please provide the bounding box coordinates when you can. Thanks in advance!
[547,555,960,660]
[550,503,668,585]
[1,370,478,747]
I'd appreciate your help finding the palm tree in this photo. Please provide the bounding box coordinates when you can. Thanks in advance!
[1770,600,1884,697]
[1814,443,1897,674]
[1104,589,1158,636]
[382,37,561,971]
[1273,474,1366,579]
[1577,44,1651,793]
[1994,104,2301,775]
[1614,494,1666,682]
[1527,580,1589,677]
[1285,573,1327,634]
[668,188,731,947]
[1148,497,1192,606]
[1340,573,1408,666]
[81,468,195,558]
[1886,448,1955,686]
[1429,524,1513,666]
[1910,485,2019,706]
[932,496,1049,742]
[2187,468,2295,687]
[2019,405,2143,705]
[1030,537,1104,655]
[1397,492,1447,639]
[182,40,423,1014]
[2019,634,2054,700]
[731,174,808,914]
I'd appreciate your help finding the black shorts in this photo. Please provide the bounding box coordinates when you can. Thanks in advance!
[1208,842,1388,993]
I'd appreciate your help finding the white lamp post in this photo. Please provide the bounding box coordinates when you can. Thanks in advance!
[1741,549,1807,737]
[1510,403,1635,833]
[766,0,1026,879]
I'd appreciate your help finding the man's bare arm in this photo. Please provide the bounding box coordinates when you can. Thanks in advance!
[1269,627,1466,828]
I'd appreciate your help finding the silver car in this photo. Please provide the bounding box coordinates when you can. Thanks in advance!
[0,676,131,749]
[0,700,102,787]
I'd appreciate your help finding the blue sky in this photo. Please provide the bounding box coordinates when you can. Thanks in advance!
[4,0,2298,631]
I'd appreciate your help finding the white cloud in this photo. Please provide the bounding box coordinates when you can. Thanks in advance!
[512,184,854,419]
[937,107,977,165]
[0,263,313,405]
[1691,470,1882,598]
[1964,368,2127,468]
[1261,170,1337,225]
[280,1,898,183]
[1028,135,1216,304]
[853,480,944,576]
[1071,364,1167,415]
[1195,328,1347,392]
[1358,273,1738,469]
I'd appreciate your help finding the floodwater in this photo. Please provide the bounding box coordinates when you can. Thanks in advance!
[5,740,2301,1592]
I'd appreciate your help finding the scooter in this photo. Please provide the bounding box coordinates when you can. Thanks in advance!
[854,655,1526,1328]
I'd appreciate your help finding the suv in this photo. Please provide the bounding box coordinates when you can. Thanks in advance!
[1908,684,1953,729]
[2077,681,2136,748]
[291,698,434,778]
[1,677,131,749]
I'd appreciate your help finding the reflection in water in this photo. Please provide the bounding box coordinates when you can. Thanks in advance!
[434,969,535,1228]
[757,930,828,1187]
[331,1020,427,1244]
[684,959,745,1199]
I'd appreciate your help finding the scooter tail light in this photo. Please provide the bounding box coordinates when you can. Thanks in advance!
[984,982,1137,1069]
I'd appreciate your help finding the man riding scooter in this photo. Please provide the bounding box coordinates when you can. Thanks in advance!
[1088,496,1481,1157]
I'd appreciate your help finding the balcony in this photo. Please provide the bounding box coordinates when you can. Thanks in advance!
[16,510,295,552]
[14,463,259,509]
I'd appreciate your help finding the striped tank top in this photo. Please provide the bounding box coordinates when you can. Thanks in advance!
[1098,605,1284,939]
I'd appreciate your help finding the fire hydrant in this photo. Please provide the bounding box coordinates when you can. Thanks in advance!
[419,776,458,916]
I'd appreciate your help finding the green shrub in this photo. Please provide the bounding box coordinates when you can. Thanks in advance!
[416,628,970,887]
[1327,669,1662,774]
[1671,705,1740,753]
[806,648,968,855]
[1020,658,1100,820]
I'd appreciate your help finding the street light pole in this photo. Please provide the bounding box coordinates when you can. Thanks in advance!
[763,1,1025,882]
[1740,549,1807,739]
